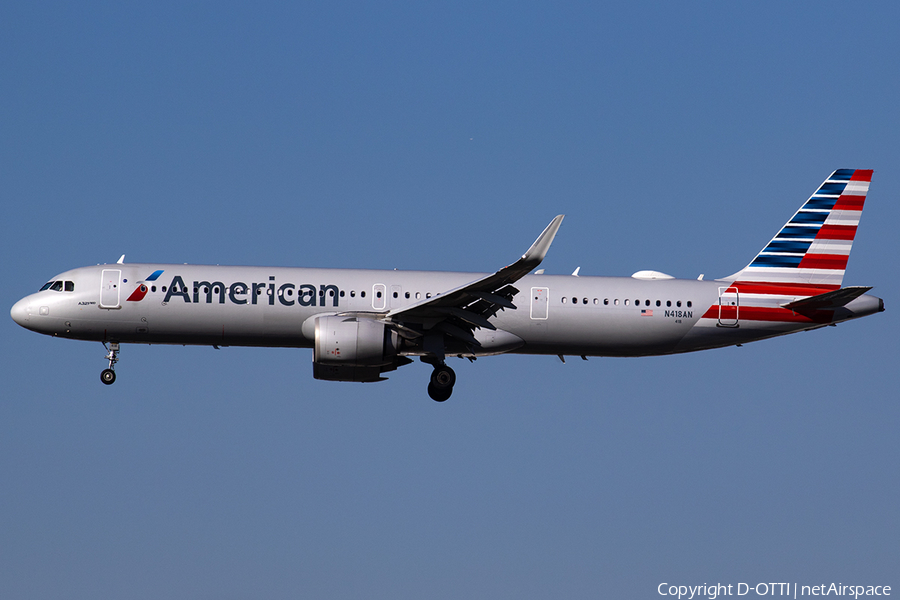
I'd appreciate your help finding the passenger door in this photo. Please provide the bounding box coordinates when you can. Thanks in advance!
[100,269,121,309]
[718,286,739,327]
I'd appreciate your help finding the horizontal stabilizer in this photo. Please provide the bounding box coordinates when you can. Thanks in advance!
[782,286,872,311]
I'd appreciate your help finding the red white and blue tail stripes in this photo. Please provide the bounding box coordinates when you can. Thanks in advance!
[728,169,872,287]
[696,169,874,328]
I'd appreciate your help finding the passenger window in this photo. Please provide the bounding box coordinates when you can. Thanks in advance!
[624,299,629,306]
[426,293,432,298]
[614,299,619,306]
[376,291,382,298]
[405,292,410,299]
[645,299,650,306]
[676,301,682,307]
[350,291,356,297]
[593,298,599,305]
[562,297,567,304]
[151,286,156,292]
[666,300,671,307]
[65,281,75,292]
[50,281,63,291]
[604,298,609,305]
[656,300,661,307]
[582,298,587,304]
[393,292,398,298]
[572,297,578,304]
[340,291,345,297]
[687,301,692,307]
[415,292,421,299]
[361,291,366,298]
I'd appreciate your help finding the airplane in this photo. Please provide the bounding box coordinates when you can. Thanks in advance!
[10,169,884,401]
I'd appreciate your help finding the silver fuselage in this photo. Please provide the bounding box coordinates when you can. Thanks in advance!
[10,263,883,358]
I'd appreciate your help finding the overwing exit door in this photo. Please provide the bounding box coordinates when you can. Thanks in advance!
[531,287,549,320]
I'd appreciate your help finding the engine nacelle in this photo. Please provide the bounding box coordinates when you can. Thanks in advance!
[312,315,400,382]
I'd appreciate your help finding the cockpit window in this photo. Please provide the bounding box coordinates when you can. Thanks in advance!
[65,281,75,292]
[50,281,63,291]
[40,281,55,291]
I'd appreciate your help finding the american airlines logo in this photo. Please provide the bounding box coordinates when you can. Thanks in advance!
[126,269,165,302]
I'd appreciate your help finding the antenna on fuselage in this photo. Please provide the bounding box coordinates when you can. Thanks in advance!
[117,255,125,264]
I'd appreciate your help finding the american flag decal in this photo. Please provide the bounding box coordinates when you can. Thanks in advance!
[641,309,653,316]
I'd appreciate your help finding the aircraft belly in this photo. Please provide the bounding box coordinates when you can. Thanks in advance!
[674,317,827,353]
[144,303,310,347]
[496,306,693,357]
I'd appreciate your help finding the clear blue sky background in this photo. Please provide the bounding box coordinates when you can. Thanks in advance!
[2,2,898,598]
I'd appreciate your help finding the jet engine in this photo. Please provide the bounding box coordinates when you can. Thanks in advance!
[311,315,407,382]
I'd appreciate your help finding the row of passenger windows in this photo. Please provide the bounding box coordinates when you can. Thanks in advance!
[37,278,690,312]
[374,291,433,299]
[562,296,692,308]
[40,280,75,292]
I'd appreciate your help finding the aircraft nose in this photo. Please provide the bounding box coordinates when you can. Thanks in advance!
[10,297,31,327]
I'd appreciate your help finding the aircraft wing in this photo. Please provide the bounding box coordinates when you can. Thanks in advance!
[781,286,873,311]
[383,215,564,348]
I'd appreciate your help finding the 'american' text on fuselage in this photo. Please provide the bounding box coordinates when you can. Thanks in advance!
[162,275,341,307]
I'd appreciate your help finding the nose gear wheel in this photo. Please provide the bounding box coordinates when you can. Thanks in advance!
[101,342,120,385]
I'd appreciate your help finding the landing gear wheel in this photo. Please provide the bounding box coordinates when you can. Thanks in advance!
[101,342,120,386]
[100,369,116,385]
[428,364,455,402]
[427,382,452,402]
[430,365,456,389]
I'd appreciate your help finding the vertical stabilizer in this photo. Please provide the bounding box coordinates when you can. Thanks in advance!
[726,169,872,288]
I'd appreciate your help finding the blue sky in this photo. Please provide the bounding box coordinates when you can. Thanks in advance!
[2,2,898,598]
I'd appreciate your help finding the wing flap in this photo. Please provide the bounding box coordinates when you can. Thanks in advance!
[434,307,497,330]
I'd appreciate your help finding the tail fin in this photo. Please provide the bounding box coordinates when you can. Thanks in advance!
[726,169,873,287]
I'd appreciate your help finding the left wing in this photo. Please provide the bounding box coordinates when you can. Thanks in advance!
[384,215,564,353]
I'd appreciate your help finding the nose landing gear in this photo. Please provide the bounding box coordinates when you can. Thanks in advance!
[100,342,119,385]
[427,363,456,402]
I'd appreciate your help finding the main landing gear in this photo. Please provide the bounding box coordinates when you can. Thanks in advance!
[100,342,119,385]
[427,363,456,402]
